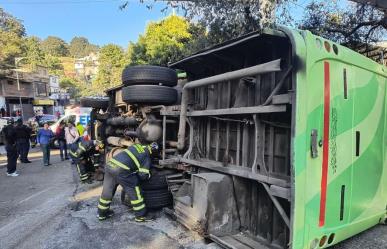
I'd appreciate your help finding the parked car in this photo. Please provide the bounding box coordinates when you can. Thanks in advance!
[36,114,57,127]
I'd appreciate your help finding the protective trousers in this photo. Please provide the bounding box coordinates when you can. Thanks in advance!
[98,165,146,219]
[6,144,17,174]
[76,158,94,182]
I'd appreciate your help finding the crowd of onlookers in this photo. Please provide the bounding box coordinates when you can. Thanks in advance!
[2,118,89,176]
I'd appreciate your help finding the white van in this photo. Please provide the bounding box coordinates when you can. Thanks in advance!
[50,107,92,133]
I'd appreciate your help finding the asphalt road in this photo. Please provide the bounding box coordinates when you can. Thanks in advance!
[0,147,385,249]
[0,148,219,249]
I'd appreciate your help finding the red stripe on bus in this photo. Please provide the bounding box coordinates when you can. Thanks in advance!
[319,61,330,227]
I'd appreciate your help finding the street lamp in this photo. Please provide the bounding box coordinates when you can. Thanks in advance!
[15,57,27,120]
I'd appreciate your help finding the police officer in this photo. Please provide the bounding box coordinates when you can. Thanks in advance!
[2,119,18,176]
[69,138,104,183]
[97,142,158,222]
[15,119,32,163]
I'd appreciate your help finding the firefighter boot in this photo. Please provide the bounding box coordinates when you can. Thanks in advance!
[98,210,114,221]
[134,214,155,223]
[98,198,113,221]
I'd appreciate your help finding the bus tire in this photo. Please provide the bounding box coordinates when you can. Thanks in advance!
[122,85,177,105]
[141,169,177,191]
[80,97,109,109]
[121,188,173,209]
[143,189,173,209]
[122,65,177,87]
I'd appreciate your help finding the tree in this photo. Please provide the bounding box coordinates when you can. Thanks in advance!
[299,1,387,46]
[90,44,127,95]
[41,36,69,57]
[123,1,291,45]
[22,36,64,74]
[128,1,386,48]
[43,54,64,75]
[23,36,45,70]
[127,15,205,66]
[60,76,82,99]
[69,36,99,58]
[0,8,25,69]
[0,7,25,37]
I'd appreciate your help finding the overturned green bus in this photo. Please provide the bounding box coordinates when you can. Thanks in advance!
[167,26,387,249]
[91,26,386,249]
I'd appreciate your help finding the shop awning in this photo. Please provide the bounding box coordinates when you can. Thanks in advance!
[33,99,54,106]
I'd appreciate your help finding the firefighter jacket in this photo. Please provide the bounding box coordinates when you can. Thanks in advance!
[108,144,152,179]
[70,139,101,165]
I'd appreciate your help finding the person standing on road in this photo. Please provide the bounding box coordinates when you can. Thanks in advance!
[56,121,69,161]
[69,139,104,184]
[37,123,54,166]
[2,119,18,176]
[15,119,32,163]
[97,143,158,222]
[65,122,79,164]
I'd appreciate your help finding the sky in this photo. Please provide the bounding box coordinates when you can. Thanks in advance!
[0,0,172,48]
[0,0,326,49]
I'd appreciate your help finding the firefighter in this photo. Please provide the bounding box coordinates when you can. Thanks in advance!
[15,118,32,163]
[97,142,158,222]
[69,138,104,183]
[2,119,18,176]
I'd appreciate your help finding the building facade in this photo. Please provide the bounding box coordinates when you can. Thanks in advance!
[0,66,56,120]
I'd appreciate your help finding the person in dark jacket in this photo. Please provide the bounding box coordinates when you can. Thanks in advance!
[15,118,32,163]
[2,119,18,176]
[69,138,104,183]
[37,123,54,166]
[97,142,158,222]
[56,121,68,161]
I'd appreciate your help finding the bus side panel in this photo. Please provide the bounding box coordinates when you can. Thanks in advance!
[324,61,354,229]
[289,28,386,249]
[350,70,385,222]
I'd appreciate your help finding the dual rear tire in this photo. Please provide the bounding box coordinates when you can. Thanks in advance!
[121,65,179,105]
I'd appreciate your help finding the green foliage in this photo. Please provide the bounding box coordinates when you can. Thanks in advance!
[0,8,25,37]
[43,54,64,75]
[0,8,25,68]
[0,30,23,68]
[130,1,290,45]
[69,36,99,58]
[299,1,386,45]
[91,44,128,95]
[41,36,69,57]
[60,76,82,99]
[23,36,45,70]
[132,0,385,48]
[22,36,64,74]
[127,15,206,66]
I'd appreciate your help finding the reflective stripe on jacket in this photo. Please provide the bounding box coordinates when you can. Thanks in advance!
[108,144,151,174]
[70,139,96,159]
